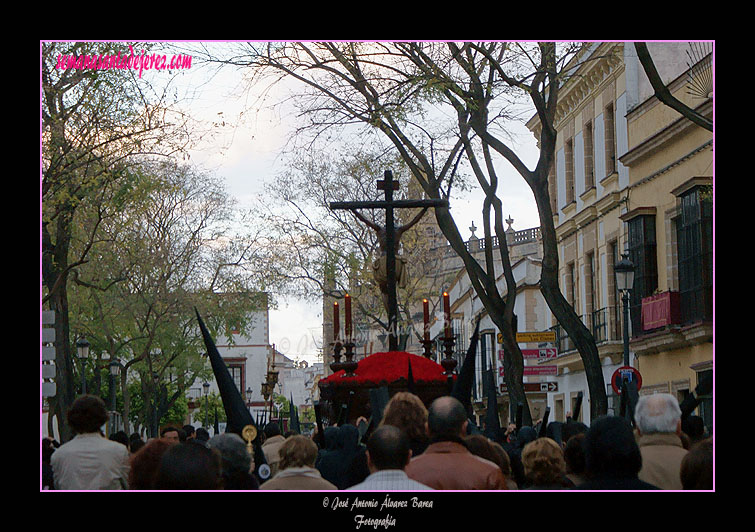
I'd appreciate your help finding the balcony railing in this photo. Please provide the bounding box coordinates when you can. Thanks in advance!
[549,306,624,355]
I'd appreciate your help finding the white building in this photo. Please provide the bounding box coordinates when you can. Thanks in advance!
[430,221,554,425]
[189,296,273,428]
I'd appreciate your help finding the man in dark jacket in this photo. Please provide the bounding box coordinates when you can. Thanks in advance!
[576,415,658,490]
[404,396,507,490]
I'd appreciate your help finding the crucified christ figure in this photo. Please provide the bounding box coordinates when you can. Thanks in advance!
[351,207,429,316]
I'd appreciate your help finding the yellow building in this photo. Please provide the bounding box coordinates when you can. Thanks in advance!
[619,42,713,430]
[527,42,713,427]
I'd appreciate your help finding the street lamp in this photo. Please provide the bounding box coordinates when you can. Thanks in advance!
[203,381,210,428]
[246,387,254,415]
[76,337,90,395]
[614,252,635,367]
[108,358,121,433]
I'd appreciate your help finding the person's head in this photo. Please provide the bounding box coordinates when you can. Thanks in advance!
[634,393,682,436]
[208,433,252,481]
[366,425,412,472]
[583,415,643,479]
[545,421,564,447]
[680,437,713,490]
[278,435,318,470]
[128,438,173,489]
[42,438,56,463]
[426,396,468,441]
[182,425,196,440]
[153,442,222,490]
[563,432,586,475]
[160,426,181,445]
[380,392,429,443]
[464,434,512,476]
[323,427,339,450]
[521,437,566,486]
[561,421,588,445]
[130,438,146,454]
[195,428,210,442]
[67,395,109,435]
[682,415,706,443]
[515,426,538,450]
[264,422,281,439]
[109,430,129,447]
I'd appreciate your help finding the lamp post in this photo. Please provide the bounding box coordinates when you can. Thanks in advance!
[203,381,210,428]
[108,357,121,434]
[614,252,636,368]
[76,337,90,395]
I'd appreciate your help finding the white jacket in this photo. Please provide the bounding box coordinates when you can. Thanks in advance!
[51,433,130,490]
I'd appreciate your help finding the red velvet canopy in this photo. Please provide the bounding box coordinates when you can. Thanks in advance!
[318,351,456,422]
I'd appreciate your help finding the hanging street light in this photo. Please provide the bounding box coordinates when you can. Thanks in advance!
[614,252,636,367]
[108,358,121,434]
[76,337,90,395]
[203,381,210,428]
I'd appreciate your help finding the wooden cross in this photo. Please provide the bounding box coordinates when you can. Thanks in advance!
[330,170,449,351]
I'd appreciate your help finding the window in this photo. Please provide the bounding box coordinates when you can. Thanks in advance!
[476,332,495,401]
[696,369,713,434]
[608,240,621,340]
[566,262,577,309]
[604,103,616,176]
[228,365,243,394]
[565,138,575,204]
[584,121,595,189]
[627,215,658,335]
[585,251,596,316]
[676,185,713,323]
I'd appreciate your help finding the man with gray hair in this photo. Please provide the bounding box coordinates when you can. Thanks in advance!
[208,433,260,490]
[634,393,688,490]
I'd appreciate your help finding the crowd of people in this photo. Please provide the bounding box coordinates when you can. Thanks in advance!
[42,391,713,491]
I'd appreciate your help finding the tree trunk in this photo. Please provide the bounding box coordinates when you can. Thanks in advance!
[532,176,608,420]
[432,204,533,425]
[42,210,77,443]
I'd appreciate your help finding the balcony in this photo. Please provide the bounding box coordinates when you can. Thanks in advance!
[641,291,682,332]
[549,306,624,356]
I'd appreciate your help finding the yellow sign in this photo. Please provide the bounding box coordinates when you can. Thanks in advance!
[516,331,556,343]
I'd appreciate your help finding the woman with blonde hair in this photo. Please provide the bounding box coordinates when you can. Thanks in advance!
[343,391,430,488]
[380,391,430,456]
[521,437,572,490]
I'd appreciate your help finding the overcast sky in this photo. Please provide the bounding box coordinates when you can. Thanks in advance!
[167,42,542,365]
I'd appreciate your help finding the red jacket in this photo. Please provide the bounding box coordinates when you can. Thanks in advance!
[405,441,507,490]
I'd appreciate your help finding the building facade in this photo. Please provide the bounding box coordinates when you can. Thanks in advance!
[527,41,713,427]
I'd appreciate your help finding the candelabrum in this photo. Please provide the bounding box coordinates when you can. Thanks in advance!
[341,340,358,377]
[440,334,457,375]
[329,340,345,374]
[421,338,434,359]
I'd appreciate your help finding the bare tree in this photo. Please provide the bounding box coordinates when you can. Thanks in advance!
[197,41,610,422]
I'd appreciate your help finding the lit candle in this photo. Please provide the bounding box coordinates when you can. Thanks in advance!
[345,294,352,341]
[443,292,451,339]
[423,299,430,341]
[333,301,340,342]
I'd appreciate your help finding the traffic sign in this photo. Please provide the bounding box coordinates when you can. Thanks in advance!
[516,331,556,343]
[611,366,642,395]
[521,348,558,360]
[499,365,558,377]
[500,382,558,393]
[498,347,558,361]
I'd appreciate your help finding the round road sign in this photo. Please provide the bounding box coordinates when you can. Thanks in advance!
[611,366,642,395]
